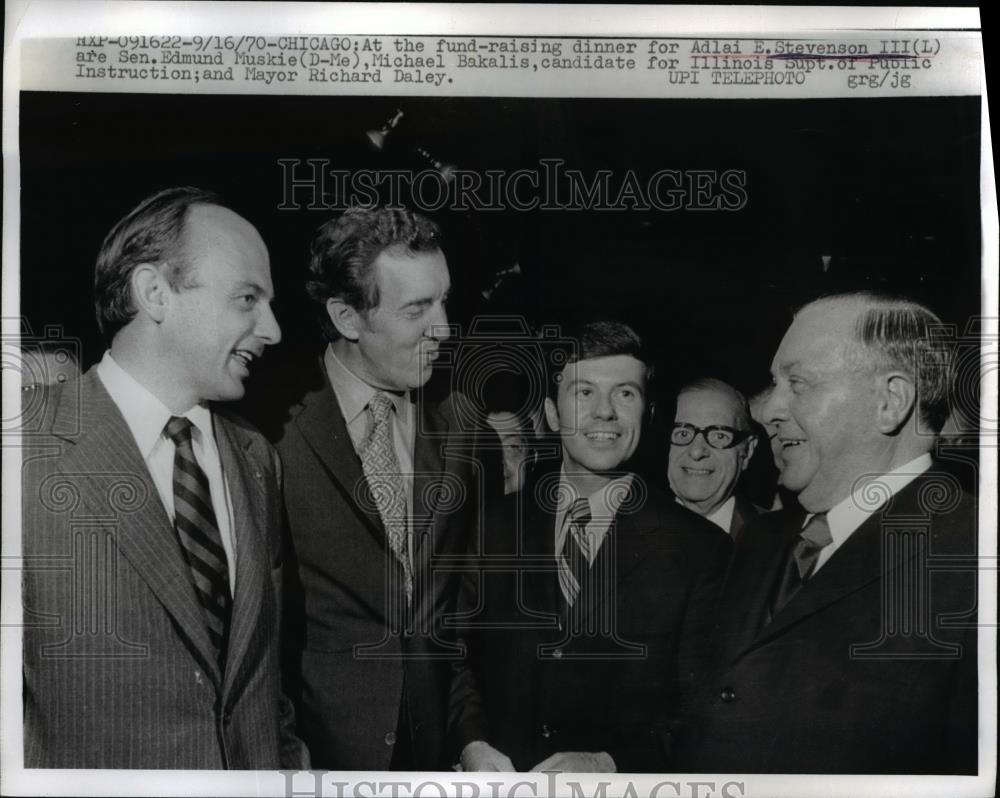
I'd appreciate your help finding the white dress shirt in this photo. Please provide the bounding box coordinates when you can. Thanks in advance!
[96,351,237,588]
[703,495,737,534]
[812,452,933,574]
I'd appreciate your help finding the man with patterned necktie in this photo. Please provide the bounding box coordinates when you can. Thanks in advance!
[21,187,307,768]
[274,206,481,770]
[450,320,730,773]
[682,292,978,774]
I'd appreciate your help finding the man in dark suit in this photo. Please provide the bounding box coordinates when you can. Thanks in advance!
[451,321,730,773]
[667,377,763,538]
[275,207,479,770]
[684,292,978,774]
[21,187,307,768]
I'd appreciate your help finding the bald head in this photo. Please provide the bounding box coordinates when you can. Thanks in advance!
[761,291,946,512]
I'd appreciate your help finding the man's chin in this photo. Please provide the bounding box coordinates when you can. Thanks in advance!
[414,367,436,389]
[581,458,631,476]
[210,380,247,403]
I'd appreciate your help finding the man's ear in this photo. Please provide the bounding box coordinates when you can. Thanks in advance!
[543,396,561,434]
[875,371,917,434]
[131,264,170,323]
[326,297,363,342]
[740,434,759,471]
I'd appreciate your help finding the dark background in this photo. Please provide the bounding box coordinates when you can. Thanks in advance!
[19,91,983,441]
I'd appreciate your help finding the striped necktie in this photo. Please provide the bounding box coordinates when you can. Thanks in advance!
[359,391,412,602]
[558,497,593,606]
[164,416,231,664]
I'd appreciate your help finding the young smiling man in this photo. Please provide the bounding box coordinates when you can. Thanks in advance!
[22,187,305,768]
[451,320,730,774]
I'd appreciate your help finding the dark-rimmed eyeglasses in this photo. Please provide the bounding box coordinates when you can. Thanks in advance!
[670,423,751,450]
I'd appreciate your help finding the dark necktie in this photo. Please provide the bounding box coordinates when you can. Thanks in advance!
[769,512,833,618]
[558,497,593,606]
[359,391,412,602]
[164,416,231,664]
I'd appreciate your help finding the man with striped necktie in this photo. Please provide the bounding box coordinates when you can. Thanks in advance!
[450,321,730,773]
[21,187,307,769]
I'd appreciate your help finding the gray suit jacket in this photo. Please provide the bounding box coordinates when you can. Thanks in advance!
[21,367,308,769]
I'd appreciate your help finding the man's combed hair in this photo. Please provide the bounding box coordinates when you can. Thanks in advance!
[94,186,224,343]
[547,320,651,399]
[306,206,442,342]
[811,292,953,433]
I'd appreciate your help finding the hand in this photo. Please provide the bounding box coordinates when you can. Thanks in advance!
[530,751,616,773]
[460,740,517,772]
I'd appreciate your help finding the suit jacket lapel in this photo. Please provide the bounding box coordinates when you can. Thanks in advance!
[610,481,662,586]
[720,509,802,661]
[214,414,267,695]
[54,370,223,685]
[291,361,387,549]
[730,496,757,540]
[522,485,561,619]
[742,477,937,652]
[412,397,450,560]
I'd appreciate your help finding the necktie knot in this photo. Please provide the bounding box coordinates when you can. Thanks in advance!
[801,513,833,548]
[164,416,194,447]
[568,497,592,529]
[768,512,833,620]
[369,391,396,423]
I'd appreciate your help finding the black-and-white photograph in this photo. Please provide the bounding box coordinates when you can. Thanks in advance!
[3,5,995,798]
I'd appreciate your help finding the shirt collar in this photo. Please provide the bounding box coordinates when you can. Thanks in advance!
[823,452,933,545]
[559,465,635,519]
[96,351,214,458]
[324,345,406,423]
[705,495,737,533]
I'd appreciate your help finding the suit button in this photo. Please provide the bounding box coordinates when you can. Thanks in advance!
[540,724,553,740]
[551,648,563,660]
[384,731,397,746]
[720,686,736,703]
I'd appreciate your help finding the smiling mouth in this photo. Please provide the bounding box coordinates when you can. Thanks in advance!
[231,349,258,369]
[585,431,620,441]
[682,467,714,476]
[780,438,805,450]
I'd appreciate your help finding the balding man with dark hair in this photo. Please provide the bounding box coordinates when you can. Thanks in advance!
[682,291,978,774]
